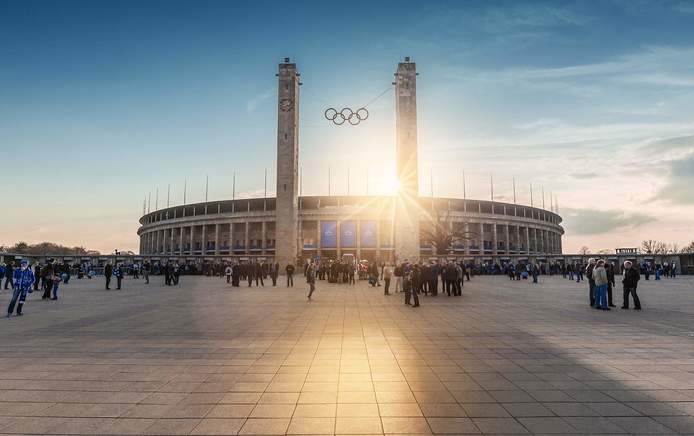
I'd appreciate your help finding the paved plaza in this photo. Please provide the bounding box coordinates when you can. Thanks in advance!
[1,275,694,435]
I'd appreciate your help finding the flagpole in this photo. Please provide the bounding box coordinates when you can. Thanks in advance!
[512,177,516,204]
[462,171,466,200]
[183,178,187,205]
[530,182,534,207]
[167,184,170,207]
[542,185,545,209]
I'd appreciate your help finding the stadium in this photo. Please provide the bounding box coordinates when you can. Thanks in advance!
[137,57,565,267]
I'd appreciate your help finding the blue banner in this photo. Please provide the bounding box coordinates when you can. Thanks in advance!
[360,221,377,248]
[341,221,356,248]
[321,221,337,248]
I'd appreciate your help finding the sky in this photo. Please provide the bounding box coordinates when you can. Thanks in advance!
[1,0,693,254]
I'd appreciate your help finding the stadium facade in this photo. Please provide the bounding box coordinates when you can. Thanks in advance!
[137,58,565,265]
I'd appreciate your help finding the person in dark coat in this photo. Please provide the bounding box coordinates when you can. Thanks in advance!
[606,262,617,308]
[621,261,641,310]
[271,262,279,286]
[4,262,14,290]
[255,262,264,286]
[42,261,54,298]
[33,263,41,291]
[285,263,295,287]
[104,261,113,290]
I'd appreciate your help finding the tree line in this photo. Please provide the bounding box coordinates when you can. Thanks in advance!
[0,242,100,256]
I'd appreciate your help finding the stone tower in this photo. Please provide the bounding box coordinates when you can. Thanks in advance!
[394,58,420,262]
[275,58,300,269]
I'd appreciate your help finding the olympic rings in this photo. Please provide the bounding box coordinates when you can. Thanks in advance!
[324,107,369,125]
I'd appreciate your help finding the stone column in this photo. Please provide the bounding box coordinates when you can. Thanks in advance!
[201,225,207,255]
[376,220,381,260]
[464,222,470,256]
[525,227,531,256]
[394,58,420,262]
[504,224,510,255]
[261,221,267,255]
[479,222,484,256]
[155,230,160,255]
[275,58,300,269]
[316,220,322,257]
[336,221,342,258]
[492,223,498,256]
[214,224,220,255]
[356,220,361,260]
[243,222,249,255]
[189,225,194,255]
[178,227,183,255]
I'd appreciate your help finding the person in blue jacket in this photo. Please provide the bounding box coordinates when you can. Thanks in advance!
[7,260,34,317]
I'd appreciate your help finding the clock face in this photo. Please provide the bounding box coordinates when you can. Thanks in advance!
[279,98,293,112]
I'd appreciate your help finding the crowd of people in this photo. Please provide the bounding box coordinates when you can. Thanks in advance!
[1,252,683,317]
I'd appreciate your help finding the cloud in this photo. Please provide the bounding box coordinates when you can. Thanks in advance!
[246,87,274,113]
[562,207,656,235]
[638,135,694,153]
[569,172,599,179]
[655,152,694,204]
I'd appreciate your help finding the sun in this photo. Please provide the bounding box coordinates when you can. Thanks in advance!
[382,177,401,195]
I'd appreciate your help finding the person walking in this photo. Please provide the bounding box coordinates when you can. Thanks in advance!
[7,260,34,317]
[592,260,609,310]
[104,261,113,290]
[306,260,316,300]
[286,263,295,287]
[383,264,392,295]
[621,260,642,310]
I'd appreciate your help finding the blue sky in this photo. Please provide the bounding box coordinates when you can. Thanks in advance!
[2,0,693,253]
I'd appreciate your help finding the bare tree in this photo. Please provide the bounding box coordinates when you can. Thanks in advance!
[579,246,590,255]
[681,241,694,253]
[420,209,477,256]
[596,249,611,255]
[653,241,668,254]
[641,240,656,254]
